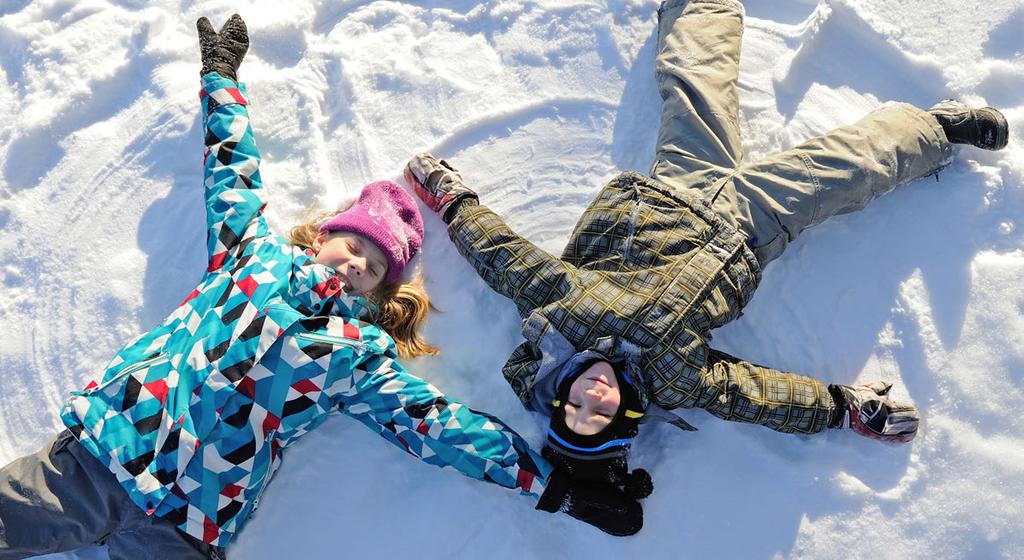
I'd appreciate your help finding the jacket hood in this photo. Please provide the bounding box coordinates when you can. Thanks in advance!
[520,311,697,431]
[521,311,650,415]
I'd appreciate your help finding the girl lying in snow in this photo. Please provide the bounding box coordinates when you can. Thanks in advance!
[405,0,1010,528]
[0,15,645,560]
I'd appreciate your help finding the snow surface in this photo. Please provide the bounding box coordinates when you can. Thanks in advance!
[1,0,1022,558]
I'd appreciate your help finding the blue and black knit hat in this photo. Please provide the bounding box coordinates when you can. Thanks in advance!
[544,359,653,499]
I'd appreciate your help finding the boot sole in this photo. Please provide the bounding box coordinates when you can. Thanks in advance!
[983,107,1010,151]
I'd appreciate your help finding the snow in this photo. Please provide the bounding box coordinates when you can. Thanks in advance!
[1,0,1022,558]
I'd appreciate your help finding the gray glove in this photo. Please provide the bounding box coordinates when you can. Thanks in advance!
[828,381,919,443]
[197,14,249,81]
[404,153,479,223]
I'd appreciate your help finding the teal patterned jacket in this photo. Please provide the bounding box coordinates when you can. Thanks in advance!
[60,73,550,548]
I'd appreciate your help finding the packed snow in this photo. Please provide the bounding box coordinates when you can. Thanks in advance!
[1,0,1022,558]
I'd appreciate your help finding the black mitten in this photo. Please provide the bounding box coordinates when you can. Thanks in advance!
[536,471,643,536]
[197,14,249,81]
[623,469,653,500]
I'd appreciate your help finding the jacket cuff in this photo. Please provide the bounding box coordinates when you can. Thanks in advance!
[199,73,248,114]
[442,195,479,224]
[826,384,848,428]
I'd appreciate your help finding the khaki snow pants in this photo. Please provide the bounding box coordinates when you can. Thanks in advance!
[0,431,223,560]
[649,0,953,265]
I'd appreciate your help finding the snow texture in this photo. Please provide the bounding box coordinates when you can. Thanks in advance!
[1,0,1022,558]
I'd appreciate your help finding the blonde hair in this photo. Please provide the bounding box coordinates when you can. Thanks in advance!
[287,209,439,359]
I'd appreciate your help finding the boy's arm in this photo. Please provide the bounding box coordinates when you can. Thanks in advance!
[405,153,574,315]
[691,348,836,434]
[196,15,267,272]
[448,200,574,315]
[696,349,919,442]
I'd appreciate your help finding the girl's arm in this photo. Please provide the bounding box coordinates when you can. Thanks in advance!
[337,351,645,534]
[196,15,266,273]
[337,350,551,500]
[200,73,268,273]
[405,153,574,316]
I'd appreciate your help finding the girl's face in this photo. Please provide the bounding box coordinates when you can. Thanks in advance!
[563,361,622,436]
[313,231,389,295]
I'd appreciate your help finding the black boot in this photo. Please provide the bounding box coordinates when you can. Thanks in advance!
[928,99,1009,151]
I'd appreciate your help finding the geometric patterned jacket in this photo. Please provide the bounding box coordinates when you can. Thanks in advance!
[445,172,835,436]
[60,73,550,548]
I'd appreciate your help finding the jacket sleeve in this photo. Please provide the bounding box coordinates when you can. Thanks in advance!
[693,348,836,434]
[336,347,552,501]
[446,200,575,316]
[200,72,269,273]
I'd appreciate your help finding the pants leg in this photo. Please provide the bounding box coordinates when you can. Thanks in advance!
[650,0,746,191]
[0,431,218,560]
[718,103,953,264]
[105,517,221,560]
[0,431,125,559]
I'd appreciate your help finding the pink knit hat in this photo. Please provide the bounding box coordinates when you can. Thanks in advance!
[318,180,424,284]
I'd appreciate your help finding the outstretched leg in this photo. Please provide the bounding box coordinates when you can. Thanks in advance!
[650,0,747,191]
[0,432,122,558]
[717,103,953,264]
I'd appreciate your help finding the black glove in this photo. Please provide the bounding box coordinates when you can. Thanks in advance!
[536,471,643,536]
[197,14,249,81]
[828,381,920,443]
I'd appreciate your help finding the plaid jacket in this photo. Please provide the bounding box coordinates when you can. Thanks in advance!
[448,172,834,434]
[59,73,549,548]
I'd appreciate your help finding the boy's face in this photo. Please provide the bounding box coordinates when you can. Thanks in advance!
[313,231,389,295]
[563,361,622,435]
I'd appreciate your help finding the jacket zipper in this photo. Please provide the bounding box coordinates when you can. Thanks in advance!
[77,354,169,396]
[295,332,365,351]
[252,429,278,512]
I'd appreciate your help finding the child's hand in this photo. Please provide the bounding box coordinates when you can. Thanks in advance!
[536,471,644,536]
[830,381,920,443]
[405,153,479,223]
[197,14,249,81]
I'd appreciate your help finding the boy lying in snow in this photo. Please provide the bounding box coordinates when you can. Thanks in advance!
[406,0,1009,530]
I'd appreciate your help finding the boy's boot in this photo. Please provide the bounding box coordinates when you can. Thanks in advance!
[928,100,1009,151]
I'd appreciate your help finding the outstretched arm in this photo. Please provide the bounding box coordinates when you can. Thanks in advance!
[196,15,268,273]
[695,348,835,434]
[694,349,919,442]
[405,153,574,316]
[337,348,644,535]
[337,350,552,500]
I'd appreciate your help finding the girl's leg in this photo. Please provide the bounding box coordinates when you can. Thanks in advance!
[650,0,746,191]
[718,103,952,264]
[0,431,220,559]
[0,431,123,558]
[105,518,221,560]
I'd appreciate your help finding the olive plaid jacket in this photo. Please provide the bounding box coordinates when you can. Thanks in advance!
[447,172,834,434]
